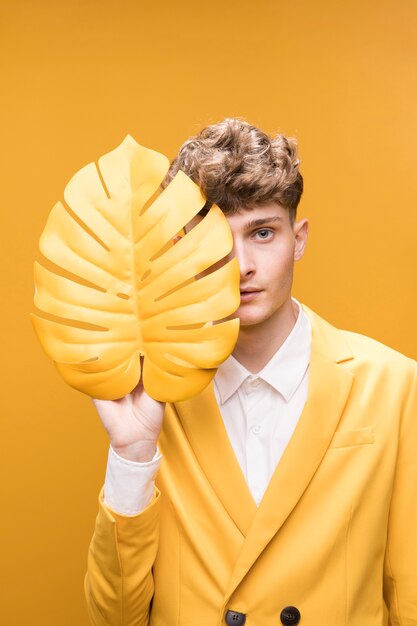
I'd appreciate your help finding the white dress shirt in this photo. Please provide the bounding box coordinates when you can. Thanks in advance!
[104,300,311,514]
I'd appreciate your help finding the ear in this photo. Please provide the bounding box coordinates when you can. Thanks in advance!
[293,218,309,261]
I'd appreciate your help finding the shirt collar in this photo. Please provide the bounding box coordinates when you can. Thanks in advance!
[214,299,311,404]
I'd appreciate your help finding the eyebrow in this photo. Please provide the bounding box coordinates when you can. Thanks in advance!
[244,216,283,230]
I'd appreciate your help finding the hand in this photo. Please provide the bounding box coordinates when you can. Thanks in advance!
[92,378,165,463]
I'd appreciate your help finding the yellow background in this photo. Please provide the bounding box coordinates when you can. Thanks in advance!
[1,1,416,624]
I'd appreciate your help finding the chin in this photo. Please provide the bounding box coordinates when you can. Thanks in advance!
[237,302,285,328]
[237,311,267,327]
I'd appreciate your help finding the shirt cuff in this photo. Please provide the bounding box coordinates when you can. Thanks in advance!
[103,445,162,516]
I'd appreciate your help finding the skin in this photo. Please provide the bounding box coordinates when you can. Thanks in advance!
[226,204,308,371]
[93,203,309,462]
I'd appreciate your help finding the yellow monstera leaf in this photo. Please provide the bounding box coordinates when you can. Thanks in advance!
[31,136,240,402]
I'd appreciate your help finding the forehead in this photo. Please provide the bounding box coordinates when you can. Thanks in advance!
[185,203,290,234]
[225,203,289,229]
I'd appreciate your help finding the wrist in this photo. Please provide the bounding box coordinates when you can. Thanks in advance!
[111,440,158,463]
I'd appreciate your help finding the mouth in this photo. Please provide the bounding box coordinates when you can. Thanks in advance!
[239,288,261,302]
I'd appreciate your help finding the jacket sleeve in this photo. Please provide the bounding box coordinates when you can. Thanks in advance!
[383,362,417,626]
[85,487,161,626]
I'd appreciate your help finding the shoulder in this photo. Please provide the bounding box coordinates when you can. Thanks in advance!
[341,328,415,367]
[302,303,416,379]
[341,330,417,396]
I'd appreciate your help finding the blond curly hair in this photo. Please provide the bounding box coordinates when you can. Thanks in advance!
[163,118,303,222]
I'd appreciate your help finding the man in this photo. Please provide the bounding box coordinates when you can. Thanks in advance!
[85,119,417,626]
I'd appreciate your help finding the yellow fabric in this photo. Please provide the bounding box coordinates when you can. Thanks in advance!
[85,306,417,626]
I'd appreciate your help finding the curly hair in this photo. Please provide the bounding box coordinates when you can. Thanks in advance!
[162,118,303,222]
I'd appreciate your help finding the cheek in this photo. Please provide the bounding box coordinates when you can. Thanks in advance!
[266,246,295,281]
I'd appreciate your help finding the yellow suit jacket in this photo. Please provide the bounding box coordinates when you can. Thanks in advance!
[85,306,417,626]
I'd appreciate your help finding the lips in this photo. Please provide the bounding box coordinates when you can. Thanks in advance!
[240,286,261,294]
[240,287,261,302]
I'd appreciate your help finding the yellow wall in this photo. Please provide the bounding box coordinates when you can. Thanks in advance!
[1,1,416,623]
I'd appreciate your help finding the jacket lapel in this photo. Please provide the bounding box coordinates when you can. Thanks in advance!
[176,306,355,597]
[223,306,355,599]
[176,386,257,537]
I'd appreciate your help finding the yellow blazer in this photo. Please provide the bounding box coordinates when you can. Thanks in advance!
[85,306,417,626]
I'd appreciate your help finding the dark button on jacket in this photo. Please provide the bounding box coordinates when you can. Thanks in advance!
[225,609,246,625]
[280,606,301,625]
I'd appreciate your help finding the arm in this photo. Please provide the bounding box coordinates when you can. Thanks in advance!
[85,382,165,626]
[85,487,161,626]
[383,363,417,626]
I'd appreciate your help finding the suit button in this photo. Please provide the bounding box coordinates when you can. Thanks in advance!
[280,606,301,625]
[225,609,246,625]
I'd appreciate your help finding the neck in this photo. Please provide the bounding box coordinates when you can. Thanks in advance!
[232,298,299,373]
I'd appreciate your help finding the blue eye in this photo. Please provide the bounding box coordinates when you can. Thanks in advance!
[256,229,272,239]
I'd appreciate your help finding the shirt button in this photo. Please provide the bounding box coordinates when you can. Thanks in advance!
[243,379,252,394]
[252,425,262,435]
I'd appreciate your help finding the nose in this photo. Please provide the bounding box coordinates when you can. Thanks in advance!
[232,239,255,279]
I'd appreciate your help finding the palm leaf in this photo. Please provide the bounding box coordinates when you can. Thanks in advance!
[31,136,240,401]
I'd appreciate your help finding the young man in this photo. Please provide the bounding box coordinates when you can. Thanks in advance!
[86,119,417,626]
